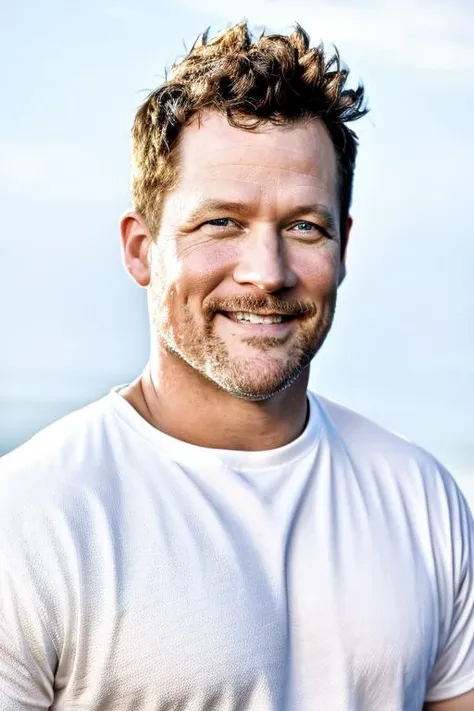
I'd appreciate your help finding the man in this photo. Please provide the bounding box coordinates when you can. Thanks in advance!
[0,21,472,711]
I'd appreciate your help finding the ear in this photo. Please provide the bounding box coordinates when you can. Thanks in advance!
[120,211,152,288]
[338,215,353,286]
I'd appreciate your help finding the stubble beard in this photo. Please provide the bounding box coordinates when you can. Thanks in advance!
[153,291,338,402]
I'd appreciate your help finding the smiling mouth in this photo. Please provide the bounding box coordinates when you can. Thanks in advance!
[222,311,296,324]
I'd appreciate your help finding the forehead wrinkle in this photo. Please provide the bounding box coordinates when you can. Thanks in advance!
[196,144,327,160]
[194,163,329,179]
[195,177,336,211]
[179,180,262,204]
[182,142,335,178]
[184,176,264,189]
[178,115,338,183]
[177,178,336,216]
[194,176,330,190]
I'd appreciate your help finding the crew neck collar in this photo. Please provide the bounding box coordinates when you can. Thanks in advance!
[107,385,321,472]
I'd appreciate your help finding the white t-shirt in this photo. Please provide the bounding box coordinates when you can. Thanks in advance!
[0,387,473,710]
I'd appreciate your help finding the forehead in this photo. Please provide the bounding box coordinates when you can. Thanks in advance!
[174,112,338,197]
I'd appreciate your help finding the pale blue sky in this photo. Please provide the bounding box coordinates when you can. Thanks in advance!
[1,1,473,498]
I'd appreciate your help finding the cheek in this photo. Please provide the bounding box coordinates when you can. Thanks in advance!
[292,246,341,297]
[174,241,237,297]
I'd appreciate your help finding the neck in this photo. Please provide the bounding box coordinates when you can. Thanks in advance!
[121,349,310,452]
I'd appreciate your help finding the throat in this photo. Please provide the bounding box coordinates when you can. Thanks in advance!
[123,369,309,452]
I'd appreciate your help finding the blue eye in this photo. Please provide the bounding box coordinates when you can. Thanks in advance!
[292,221,318,232]
[290,221,330,239]
[206,218,233,227]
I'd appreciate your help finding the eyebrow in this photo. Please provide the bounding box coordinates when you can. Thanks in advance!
[184,199,339,235]
[184,200,253,225]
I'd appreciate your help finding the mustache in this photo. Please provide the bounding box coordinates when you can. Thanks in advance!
[204,295,317,317]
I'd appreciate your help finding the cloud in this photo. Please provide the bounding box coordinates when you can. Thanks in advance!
[175,0,474,76]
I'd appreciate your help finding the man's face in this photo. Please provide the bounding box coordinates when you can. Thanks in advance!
[148,112,349,401]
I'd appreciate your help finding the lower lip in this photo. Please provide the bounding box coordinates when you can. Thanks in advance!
[216,312,297,337]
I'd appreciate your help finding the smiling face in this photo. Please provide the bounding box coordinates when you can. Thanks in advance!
[145,112,350,401]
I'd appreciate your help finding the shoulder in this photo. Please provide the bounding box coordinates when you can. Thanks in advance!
[0,396,118,651]
[0,393,128,599]
[0,395,119,548]
[313,391,440,465]
[0,395,114,491]
[313,392,423,454]
[312,392,474,595]
[311,392,466,513]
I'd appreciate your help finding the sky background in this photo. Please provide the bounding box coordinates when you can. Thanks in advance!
[1,1,473,504]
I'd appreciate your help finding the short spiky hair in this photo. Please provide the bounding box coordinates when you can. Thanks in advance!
[131,22,368,251]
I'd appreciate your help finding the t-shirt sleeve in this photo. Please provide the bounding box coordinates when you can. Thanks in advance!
[0,554,56,710]
[425,476,474,702]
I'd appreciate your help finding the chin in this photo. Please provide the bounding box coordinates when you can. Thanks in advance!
[207,357,311,402]
[160,317,324,401]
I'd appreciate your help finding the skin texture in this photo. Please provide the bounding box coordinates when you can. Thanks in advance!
[424,690,474,710]
[121,112,350,451]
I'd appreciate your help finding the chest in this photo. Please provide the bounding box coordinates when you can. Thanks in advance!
[55,469,438,710]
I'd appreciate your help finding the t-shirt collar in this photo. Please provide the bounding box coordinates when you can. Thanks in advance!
[108,385,321,472]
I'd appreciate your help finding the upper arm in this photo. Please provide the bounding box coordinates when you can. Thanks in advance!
[424,474,474,705]
[0,555,56,710]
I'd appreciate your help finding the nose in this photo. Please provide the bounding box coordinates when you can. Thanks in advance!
[233,227,298,292]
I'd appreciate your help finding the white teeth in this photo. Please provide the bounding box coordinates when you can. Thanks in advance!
[233,311,283,324]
